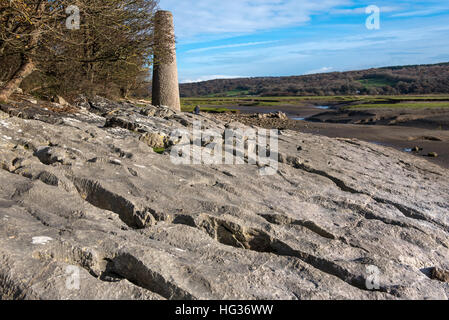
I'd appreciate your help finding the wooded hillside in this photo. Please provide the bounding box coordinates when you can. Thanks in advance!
[180,63,449,97]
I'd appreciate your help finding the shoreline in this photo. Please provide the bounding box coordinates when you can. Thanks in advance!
[211,109,449,169]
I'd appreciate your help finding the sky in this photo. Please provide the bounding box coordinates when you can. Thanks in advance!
[157,0,449,83]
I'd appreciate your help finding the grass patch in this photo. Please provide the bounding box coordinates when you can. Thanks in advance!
[386,96,449,101]
[153,147,165,154]
[204,89,251,98]
[181,95,449,111]
[181,103,238,113]
[181,96,346,109]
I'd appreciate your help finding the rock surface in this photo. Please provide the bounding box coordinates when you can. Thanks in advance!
[256,111,289,120]
[0,96,448,300]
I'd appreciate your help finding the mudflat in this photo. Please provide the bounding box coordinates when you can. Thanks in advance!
[307,105,449,130]
[213,105,449,169]
[296,122,449,169]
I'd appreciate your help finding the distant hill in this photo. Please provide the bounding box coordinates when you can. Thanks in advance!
[179,63,449,97]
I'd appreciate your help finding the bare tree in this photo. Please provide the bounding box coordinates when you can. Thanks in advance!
[0,0,49,100]
[0,0,159,101]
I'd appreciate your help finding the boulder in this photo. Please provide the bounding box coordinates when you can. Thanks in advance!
[139,132,167,149]
[273,111,288,120]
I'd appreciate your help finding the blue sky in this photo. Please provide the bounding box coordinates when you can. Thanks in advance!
[158,0,449,83]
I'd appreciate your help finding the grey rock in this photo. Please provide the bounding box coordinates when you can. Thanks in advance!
[256,112,288,120]
[139,132,167,149]
[0,98,448,300]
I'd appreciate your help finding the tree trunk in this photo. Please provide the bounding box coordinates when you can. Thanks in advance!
[0,12,41,102]
[0,56,35,101]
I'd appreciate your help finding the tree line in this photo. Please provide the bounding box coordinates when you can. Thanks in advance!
[0,0,160,102]
[180,63,449,97]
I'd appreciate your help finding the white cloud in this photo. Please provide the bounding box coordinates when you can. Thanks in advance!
[159,0,350,41]
[183,22,449,66]
[331,6,400,15]
[186,41,278,54]
[304,67,334,75]
[391,6,449,18]
[181,75,246,83]
[163,1,449,81]
[178,22,449,79]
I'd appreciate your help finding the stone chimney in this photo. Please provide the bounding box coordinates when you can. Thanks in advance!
[152,10,181,112]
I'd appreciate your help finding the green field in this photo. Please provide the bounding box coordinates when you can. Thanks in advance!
[181,105,238,113]
[181,95,357,112]
[181,95,449,113]
[203,89,251,98]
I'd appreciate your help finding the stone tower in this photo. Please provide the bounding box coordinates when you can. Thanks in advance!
[152,10,181,112]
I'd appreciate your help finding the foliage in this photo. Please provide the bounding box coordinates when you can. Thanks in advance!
[153,147,165,154]
[0,0,159,100]
[180,63,449,97]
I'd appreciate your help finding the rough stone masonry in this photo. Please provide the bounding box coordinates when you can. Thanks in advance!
[152,10,181,112]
